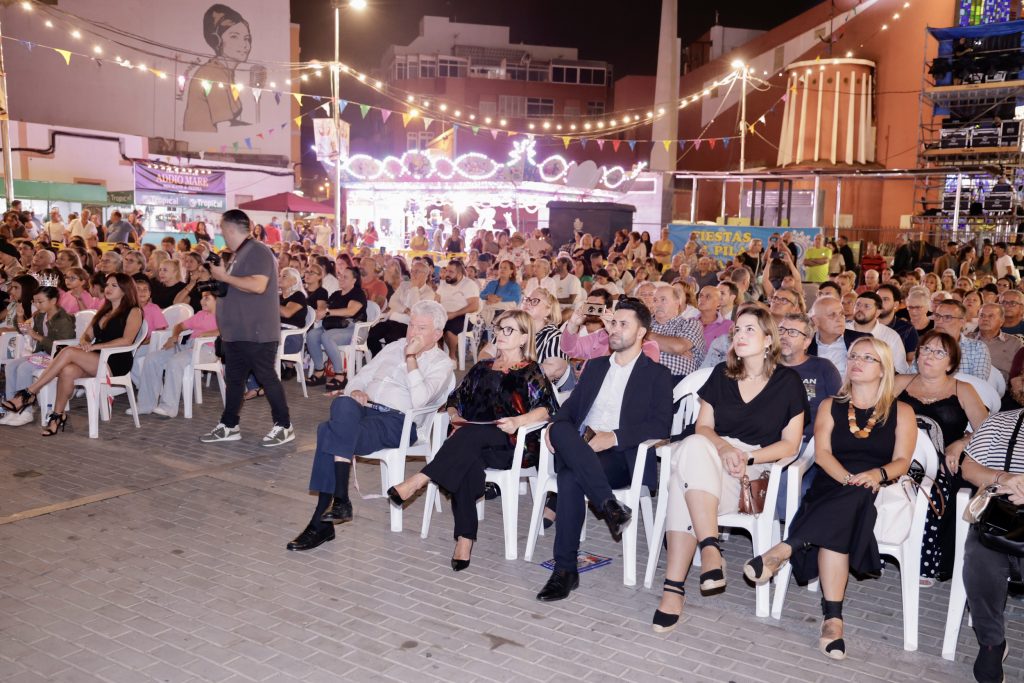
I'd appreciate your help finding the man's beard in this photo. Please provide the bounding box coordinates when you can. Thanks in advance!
[444,277,457,284]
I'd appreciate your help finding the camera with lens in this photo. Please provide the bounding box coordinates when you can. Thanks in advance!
[197,252,229,297]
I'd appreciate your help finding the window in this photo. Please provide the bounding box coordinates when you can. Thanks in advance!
[527,97,555,118]
[438,57,466,78]
[394,57,406,80]
[552,65,606,85]
[552,66,565,83]
[506,65,526,81]
[419,56,436,78]
[528,65,548,82]
[479,99,497,116]
[586,100,605,116]
[499,95,527,117]
[406,131,434,151]
[406,56,418,78]
[563,104,581,117]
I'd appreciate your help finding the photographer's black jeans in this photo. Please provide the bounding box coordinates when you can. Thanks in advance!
[963,527,1024,647]
[220,341,290,429]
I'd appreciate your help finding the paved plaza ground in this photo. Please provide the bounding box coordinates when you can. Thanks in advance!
[0,379,1021,682]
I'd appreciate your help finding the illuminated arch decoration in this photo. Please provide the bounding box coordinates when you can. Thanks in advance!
[341,138,644,191]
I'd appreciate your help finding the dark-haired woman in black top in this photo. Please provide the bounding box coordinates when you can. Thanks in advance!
[3,272,143,435]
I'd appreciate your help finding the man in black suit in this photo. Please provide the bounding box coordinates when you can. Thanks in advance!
[536,298,674,601]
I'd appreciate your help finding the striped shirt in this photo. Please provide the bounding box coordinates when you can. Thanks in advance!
[535,325,567,364]
[964,409,1024,474]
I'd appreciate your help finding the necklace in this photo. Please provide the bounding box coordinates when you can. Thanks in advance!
[848,402,877,439]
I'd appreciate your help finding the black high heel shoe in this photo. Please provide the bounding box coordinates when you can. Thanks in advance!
[386,486,406,507]
[652,578,686,633]
[41,412,68,437]
[819,598,846,660]
[450,540,473,572]
[1,389,37,414]
[698,536,727,594]
[744,553,787,585]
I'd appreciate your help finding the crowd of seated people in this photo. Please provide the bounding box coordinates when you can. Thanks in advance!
[6,217,1024,680]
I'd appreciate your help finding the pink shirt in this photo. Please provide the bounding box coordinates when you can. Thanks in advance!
[702,315,732,348]
[59,289,101,315]
[560,327,661,363]
[183,310,218,335]
[141,303,168,333]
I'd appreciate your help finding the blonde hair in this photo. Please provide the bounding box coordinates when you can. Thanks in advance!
[493,309,537,361]
[526,288,562,327]
[725,303,781,380]
[834,336,897,425]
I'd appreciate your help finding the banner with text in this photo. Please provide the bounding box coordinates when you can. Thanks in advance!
[667,224,822,264]
[135,163,226,196]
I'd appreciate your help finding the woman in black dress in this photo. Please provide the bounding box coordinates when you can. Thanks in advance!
[893,330,987,584]
[744,336,917,660]
[3,273,143,436]
[387,310,557,571]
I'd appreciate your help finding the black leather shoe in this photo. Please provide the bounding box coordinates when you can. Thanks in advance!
[601,499,632,542]
[321,500,353,524]
[286,524,335,551]
[536,569,580,602]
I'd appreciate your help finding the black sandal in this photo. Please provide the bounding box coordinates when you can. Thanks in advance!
[325,375,347,393]
[306,372,327,386]
[41,412,68,436]
[1,389,37,414]
[652,578,686,633]
[744,551,787,585]
[698,536,727,594]
[819,598,846,660]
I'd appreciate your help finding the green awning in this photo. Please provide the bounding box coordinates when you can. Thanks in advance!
[0,178,109,203]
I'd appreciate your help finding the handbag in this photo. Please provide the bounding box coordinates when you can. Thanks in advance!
[322,316,350,330]
[738,470,770,515]
[964,410,1024,557]
[873,477,916,545]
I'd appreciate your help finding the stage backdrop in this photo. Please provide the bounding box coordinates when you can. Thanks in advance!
[5,1,292,159]
[668,224,821,265]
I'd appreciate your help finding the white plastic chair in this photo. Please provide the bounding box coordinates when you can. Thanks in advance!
[357,374,455,532]
[148,304,193,351]
[0,330,31,371]
[523,426,657,586]
[988,365,1007,398]
[941,489,972,661]
[36,311,97,424]
[341,301,381,377]
[61,321,148,439]
[955,372,1001,415]
[420,413,547,560]
[670,366,713,436]
[769,428,939,651]
[456,311,482,372]
[182,337,225,419]
[277,306,315,398]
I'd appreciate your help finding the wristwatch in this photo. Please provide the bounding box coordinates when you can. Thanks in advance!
[746,456,756,466]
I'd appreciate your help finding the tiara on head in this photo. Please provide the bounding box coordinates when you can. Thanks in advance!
[35,273,61,289]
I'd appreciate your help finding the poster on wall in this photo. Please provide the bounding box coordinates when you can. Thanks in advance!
[668,224,821,266]
[5,1,292,158]
[134,163,227,209]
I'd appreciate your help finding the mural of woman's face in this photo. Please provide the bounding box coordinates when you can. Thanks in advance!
[220,22,251,62]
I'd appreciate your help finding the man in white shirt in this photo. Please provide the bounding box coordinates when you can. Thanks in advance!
[995,242,1019,281]
[524,230,551,259]
[436,259,481,360]
[523,258,557,296]
[287,301,455,552]
[44,208,65,244]
[553,256,583,316]
[367,260,435,355]
[68,209,98,240]
[847,292,909,373]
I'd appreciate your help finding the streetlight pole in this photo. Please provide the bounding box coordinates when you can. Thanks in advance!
[330,0,365,251]
[732,61,748,174]
[0,6,16,207]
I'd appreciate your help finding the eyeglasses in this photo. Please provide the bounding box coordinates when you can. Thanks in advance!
[847,352,881,364]
[522,297,542,306]
[1001,301,1023,308]
[932,313,963,323]
[777,326,809,338]
[770,296,796,306]
[492,325,518,337]
[919,346,950,359]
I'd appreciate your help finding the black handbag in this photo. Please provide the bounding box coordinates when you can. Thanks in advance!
[322,316,350,330]
[966,411,1024,557]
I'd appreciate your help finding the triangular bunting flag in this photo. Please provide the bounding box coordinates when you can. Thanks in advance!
[401,113,412,127]
[627,140,636,151]
[694,139,702,150]
[230,84,240,101]
[244,137,253,150]
[490,129,500,139]
[722,138,731,148]
[293,93,303,106]
[708,139,717,150]
[749,123,756,134]
[580,139,587,150]
[201,80,212,95]
[313,96,322,102]
[220,145,227,153]
[359,104,370,118]
[320,102,331,116]
[596,140,605,150]
[257,133,264,140]
[198,151,205,160]
[380,109,392,124]
[232,142,239,152]
[54,49,71,65]
[338,99,348,113]
[422,117,433,129]
[24,41,33,52]
[471,126,479,134]
[293,116,302,127]
[252,88,262,102]
[781,94,788,102]
[268,128,275,136]
[759,115,767,124]
[611,140,621,152]
[274,92,282,105]
[663,140,672,152]
[562,137,571,149]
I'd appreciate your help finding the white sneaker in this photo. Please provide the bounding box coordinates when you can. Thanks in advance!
[0,409,34,426]
[200,423,241,443]
[152,406,175,418]
[125,408,151,417]
[262,424,295,447]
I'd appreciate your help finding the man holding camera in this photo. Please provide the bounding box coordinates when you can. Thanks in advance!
[200,209,294,447]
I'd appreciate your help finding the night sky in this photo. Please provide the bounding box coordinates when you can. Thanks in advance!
[290,0,822,80]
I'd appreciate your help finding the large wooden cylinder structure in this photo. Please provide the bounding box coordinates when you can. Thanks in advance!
[777,58,876,168]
